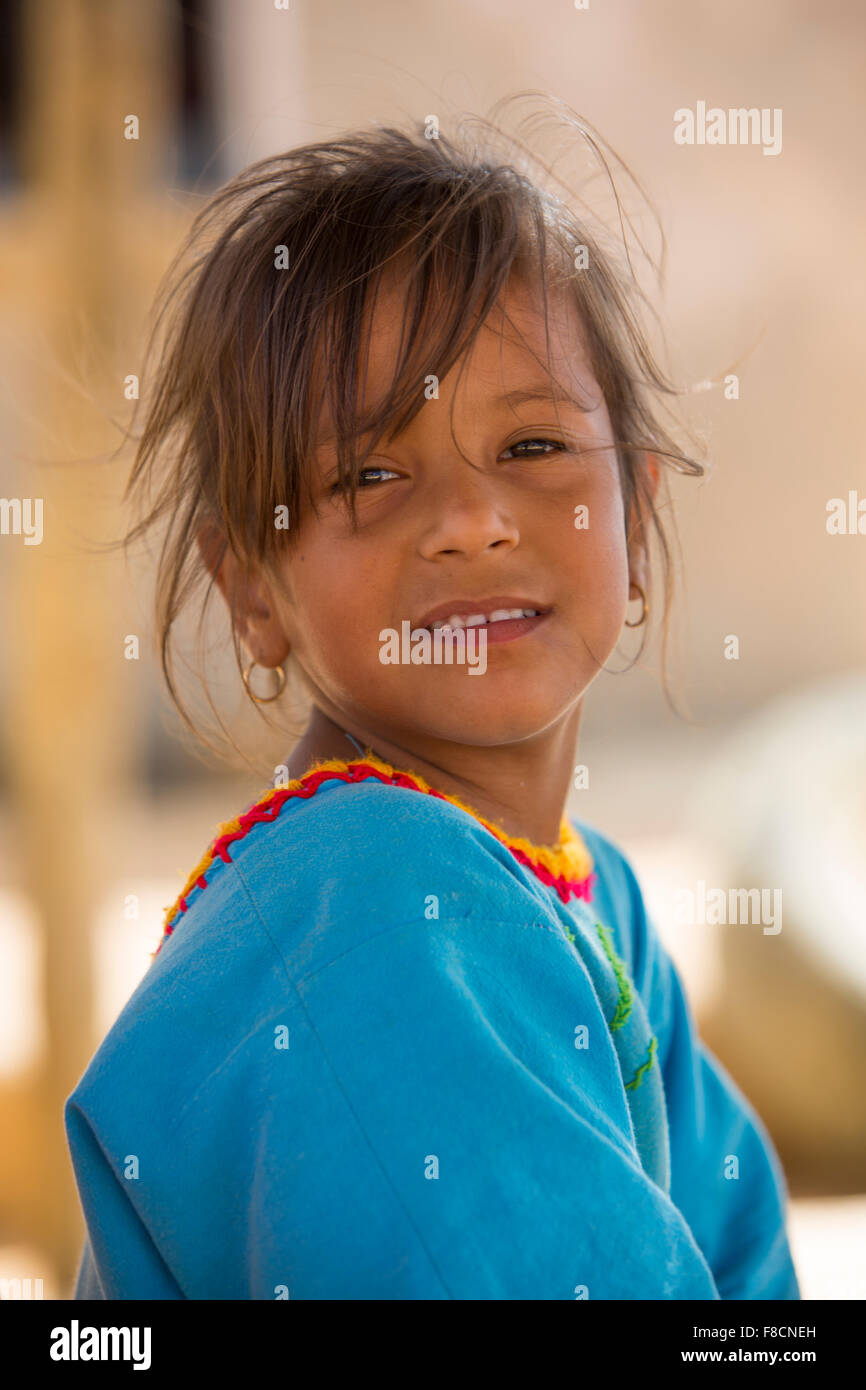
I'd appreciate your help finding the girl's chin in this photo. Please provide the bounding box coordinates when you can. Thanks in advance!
[385,705,573,747]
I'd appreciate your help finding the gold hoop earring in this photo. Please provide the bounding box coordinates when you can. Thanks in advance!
[242,659,286,703]
[625,582,648,628]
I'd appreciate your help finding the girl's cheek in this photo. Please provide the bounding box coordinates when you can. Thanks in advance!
[566,498,627,566]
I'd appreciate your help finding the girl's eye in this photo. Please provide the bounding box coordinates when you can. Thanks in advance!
[328,440,572,493]
[501,437,567,459]
[329,466,400,494]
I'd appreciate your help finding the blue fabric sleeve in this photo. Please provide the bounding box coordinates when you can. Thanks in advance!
[578,826,801,1301]
[65,1103,185,1300]
[72,1240,104,1299]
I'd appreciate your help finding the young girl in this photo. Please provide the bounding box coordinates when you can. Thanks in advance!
[64,115,800,1300]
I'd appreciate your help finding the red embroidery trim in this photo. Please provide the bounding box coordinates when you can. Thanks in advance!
[155,757,595,958]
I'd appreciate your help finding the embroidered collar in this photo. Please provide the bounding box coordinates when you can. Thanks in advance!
[155,752,595,957]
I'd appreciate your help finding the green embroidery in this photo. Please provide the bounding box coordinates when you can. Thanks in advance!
[595,921,633,1032]
[625,1035,658,1091]
[566,919,656,1091]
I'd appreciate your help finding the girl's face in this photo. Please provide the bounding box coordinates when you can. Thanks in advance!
[265,271,635,752]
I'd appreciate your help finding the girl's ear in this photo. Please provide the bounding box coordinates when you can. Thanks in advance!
[195,523,290,664]
[626,452,661,593]
[196,521,230,592]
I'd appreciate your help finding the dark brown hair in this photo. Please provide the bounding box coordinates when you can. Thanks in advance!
[120,96,705,767]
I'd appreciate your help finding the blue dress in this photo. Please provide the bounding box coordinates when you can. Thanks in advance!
[64,759,800,1299]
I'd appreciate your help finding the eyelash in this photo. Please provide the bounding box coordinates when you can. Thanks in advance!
[503,437,569,459]
[328,438,569,493]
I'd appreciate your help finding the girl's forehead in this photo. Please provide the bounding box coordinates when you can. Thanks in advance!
[369,267,587,364]
[311,269,595,444]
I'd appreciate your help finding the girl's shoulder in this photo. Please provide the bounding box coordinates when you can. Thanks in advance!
[155,754,588,970]
[150,756,660,1006]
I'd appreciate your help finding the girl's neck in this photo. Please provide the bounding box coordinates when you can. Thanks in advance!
[283,703,584,848]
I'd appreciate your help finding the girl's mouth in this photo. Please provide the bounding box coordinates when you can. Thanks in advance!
[425,607,551,645]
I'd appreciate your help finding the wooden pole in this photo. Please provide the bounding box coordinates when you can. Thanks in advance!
[2,0,174,1290]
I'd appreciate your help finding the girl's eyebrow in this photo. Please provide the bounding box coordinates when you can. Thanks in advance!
[496,385,589,413]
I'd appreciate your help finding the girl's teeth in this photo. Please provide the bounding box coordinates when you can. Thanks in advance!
[430,607,541,630]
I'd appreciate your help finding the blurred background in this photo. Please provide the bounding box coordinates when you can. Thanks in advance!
[0,0,863,1300]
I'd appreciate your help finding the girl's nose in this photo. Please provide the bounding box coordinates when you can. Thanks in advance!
[417,467,520,559]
